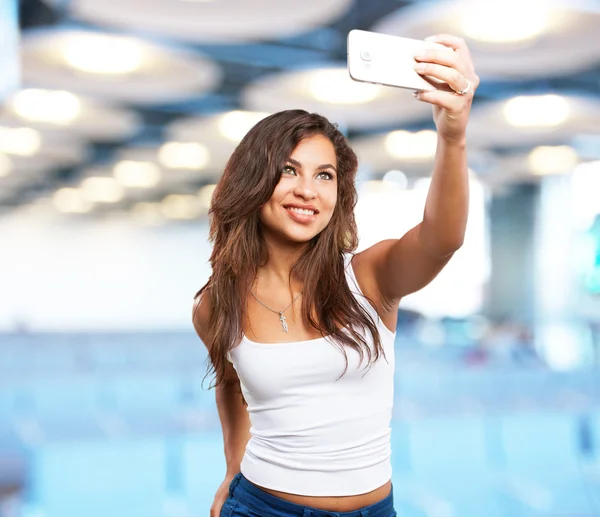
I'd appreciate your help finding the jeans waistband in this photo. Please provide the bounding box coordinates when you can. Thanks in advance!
[228,472,394,517]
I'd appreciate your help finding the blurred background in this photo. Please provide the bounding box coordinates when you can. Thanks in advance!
[1,0,600,516]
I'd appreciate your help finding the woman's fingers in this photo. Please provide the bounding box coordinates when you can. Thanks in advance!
[414,48,461,72]
[414,89,467,111]
[426,34,471,55]
[211,493,228,517]
[412,34,478,140]
[414,35,480,93]
[414,63,472,97]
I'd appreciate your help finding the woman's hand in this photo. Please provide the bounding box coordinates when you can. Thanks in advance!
[413,34,480,144]
[210,477,232,517]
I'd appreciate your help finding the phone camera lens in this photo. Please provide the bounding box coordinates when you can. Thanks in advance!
[360,50,372,61]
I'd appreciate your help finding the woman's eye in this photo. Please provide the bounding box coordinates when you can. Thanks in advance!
[282,165,296,175]
[318,171,334,180]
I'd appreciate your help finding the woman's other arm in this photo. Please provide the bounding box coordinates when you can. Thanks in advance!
[192,292,251,516]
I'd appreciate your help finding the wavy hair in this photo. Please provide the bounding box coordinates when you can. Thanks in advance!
[196,109,384,389]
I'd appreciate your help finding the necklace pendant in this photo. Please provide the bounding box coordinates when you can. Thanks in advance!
[279,313,288,333]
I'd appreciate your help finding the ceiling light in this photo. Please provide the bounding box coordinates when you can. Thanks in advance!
[218,111,270,142]
[131,202,164,226]
[0,154,12,177]
[0,127,42,156]
[53,188,93,213]
[198,184,217,211]
[384,130,437,160]
[158,142,210,169]
[528,145,579,176]
[80,177,124,203]
[503,95,569,128]
[63,33,143,75]
[19,199,57,218]
[460,0,550,43]
[309,69,379,104]
[161,194,201,220]
[114,160,161,188]
[382,170,408,190]
[12,89,81,124]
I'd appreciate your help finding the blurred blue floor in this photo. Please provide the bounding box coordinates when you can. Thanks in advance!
[1,332,599,517]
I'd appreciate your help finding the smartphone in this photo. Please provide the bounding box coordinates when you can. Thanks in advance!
[347,29,447,92]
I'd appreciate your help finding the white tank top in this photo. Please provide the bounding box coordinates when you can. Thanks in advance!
[227,254,396,496]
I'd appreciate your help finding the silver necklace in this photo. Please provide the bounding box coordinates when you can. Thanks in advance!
[250,289,302,333]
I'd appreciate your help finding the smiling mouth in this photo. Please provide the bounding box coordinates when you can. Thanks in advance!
[283,206,318,223]
[287,207,316,216]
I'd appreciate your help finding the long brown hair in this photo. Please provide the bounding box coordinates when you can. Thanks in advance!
[196,109,384,388]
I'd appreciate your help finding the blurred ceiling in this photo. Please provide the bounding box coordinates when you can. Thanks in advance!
[2,0,599,223]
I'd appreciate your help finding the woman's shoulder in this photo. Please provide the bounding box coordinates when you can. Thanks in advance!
[192,286,212,347]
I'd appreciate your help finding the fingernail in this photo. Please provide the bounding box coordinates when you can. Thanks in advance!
[425,35,437,41]
[413,63,426,72]
[412,91,419,99]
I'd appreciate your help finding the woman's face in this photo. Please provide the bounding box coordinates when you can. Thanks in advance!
[259,134,338,245]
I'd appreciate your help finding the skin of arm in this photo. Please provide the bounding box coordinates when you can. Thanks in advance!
[353,134,469,311]
[215,364,251,480]
[354,34,478,311]
[418,135,469,257]
[192,293,251,514]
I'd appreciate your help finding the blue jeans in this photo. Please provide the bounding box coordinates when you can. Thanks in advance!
[220,473,397,517]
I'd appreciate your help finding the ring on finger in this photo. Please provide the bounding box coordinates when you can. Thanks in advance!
[454,78,472,96]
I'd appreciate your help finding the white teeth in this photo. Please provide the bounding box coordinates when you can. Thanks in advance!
[288,207,315,215]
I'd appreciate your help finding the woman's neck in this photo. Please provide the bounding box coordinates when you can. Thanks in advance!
[257,239,307,290]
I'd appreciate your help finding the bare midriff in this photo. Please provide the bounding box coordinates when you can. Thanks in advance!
[250,479,392,513]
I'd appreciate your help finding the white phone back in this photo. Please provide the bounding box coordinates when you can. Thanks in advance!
[347,29,446,92]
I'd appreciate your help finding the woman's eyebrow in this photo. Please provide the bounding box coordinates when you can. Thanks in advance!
[287,157,337,172]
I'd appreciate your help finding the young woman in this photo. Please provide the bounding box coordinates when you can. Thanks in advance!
[193,34,479,517]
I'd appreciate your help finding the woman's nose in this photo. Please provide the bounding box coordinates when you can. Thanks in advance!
[293,178,317,199]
